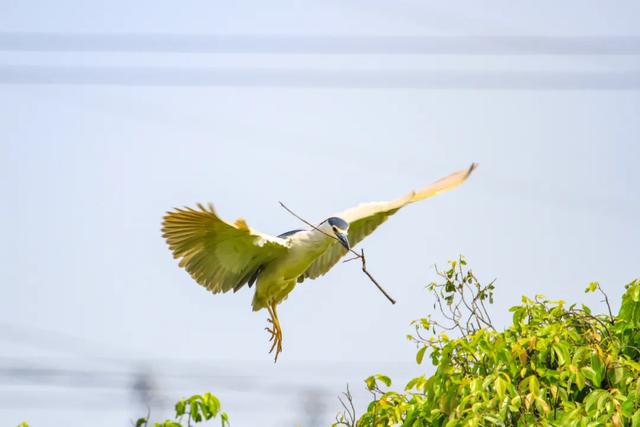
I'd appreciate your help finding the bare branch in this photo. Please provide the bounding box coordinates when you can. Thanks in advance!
[335,384,357,427]
[279,201,396,304]
[597,284,615,323]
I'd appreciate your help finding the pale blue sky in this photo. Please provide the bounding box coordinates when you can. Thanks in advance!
[1,1,639,426]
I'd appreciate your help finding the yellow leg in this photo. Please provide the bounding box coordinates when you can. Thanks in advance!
[265,304,283,362]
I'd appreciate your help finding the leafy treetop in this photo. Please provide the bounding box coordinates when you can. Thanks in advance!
[335,256,640,427]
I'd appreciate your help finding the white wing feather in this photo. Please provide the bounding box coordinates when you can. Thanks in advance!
[162,203,289,293]
[301,163,478,281]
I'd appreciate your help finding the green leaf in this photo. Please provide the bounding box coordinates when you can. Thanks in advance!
[581,366,600,387]
[365,375,392,390]
[619,280,640,327]
[220,412,230,427]
[590,354,605,385]
[416,346,427,365]
[201,393,220,419]
[621,395,636,417]
[365,376,376,391]
[585,390,604,414]
[596,391,610,412]
[586,282,599,293]
[408,376,427,392]
[575,370,585,391]
[610,365,624,385]
[175,400,186,417]
[631,408,640,427]
[377,374,392,387]
[494,377,507,400]
[534,396,550,415]
[527,375,540,397]
[552,343,569,366]
[510,395,522,410]
[190,400,202,422]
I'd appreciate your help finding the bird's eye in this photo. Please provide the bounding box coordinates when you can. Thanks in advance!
[332,226,337,232]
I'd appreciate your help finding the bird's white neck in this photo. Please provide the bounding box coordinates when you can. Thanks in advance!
[289,228,335,254]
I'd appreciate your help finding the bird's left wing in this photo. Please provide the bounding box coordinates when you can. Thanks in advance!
[300,163,477,281]
[162,203,289,293]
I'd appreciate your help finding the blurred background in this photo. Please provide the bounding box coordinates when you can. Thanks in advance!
[1,1,639,426]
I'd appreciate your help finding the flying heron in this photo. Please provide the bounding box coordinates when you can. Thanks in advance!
[162,163,477,361]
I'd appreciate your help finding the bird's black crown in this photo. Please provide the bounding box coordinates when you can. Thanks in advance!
[327,217,349,230]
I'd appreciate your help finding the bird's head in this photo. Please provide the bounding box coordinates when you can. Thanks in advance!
[323,216,350,250]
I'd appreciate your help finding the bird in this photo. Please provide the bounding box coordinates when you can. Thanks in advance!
[162,163,477,361]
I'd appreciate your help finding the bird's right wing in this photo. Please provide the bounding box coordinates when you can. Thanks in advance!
[300,163,477,281]
[162,204,289,293]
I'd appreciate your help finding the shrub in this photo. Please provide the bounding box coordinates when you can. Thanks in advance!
[336,257,640,427]
[135,393,229,427]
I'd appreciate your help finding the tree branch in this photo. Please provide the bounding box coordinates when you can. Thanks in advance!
[597,285,615,323]
[278,201,396,305]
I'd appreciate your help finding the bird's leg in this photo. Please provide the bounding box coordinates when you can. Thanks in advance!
[265,305,277,344]
[264,304,283,362]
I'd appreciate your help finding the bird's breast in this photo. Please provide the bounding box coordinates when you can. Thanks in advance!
[267,232,333,280]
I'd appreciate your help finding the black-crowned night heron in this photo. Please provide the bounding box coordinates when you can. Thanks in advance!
[162,163,477,361]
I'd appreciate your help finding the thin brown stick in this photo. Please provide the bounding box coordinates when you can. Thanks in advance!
[597,285,614,323]
[335,384,357,427]
[278,201,396,305]
[356,248,396,304]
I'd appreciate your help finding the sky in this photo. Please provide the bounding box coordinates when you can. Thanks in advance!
[1,1,640,426]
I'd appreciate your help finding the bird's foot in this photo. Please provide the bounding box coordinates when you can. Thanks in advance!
[265,316,283,362]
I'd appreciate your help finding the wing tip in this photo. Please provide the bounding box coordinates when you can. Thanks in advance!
[467,162,479,177]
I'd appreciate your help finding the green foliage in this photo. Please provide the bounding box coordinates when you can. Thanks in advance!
[18,258,640,427]
[340,257,640,427]
[136,392,229,427]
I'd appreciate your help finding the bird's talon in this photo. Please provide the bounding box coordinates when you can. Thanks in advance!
[265,306,284,362]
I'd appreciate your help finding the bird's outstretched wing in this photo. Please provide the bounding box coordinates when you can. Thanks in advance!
[162,203,289,293]
[300,163,478,281]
